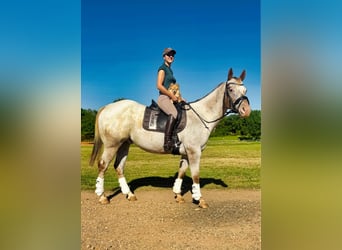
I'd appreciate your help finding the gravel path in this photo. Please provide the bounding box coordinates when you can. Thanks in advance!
[81,189,261,250]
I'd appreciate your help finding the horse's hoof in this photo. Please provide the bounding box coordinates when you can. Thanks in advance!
[199,198,209,208]
[127,193,137,201]
[175,194,185,203]
[99,195,110,204]
[193,198,209,208]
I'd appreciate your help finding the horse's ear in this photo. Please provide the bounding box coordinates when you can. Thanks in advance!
[240,70,246,81]
[228,68,233,80]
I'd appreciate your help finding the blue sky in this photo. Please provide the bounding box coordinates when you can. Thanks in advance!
[82,0,260,110]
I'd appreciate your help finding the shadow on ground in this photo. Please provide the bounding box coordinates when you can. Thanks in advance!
[107,173,228,201]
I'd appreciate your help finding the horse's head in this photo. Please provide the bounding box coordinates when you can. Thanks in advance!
[225,68,251,118]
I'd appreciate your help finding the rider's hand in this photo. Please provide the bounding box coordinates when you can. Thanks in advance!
[171,95,178,103]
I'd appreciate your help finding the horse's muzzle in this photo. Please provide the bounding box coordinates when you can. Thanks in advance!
[238,98,251,118]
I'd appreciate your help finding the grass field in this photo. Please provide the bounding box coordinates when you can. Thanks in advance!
[81,136,260,191]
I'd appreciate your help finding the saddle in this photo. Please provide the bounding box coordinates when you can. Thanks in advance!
[143,100,187,134]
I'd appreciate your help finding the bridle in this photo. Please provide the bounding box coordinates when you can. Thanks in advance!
[226,81,250,113]
[185,81,249,129]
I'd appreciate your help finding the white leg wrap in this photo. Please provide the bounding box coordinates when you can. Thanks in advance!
[192,183,202,201]
[95,177,104,196]
[118,177,131,195]
[173,178,183,194]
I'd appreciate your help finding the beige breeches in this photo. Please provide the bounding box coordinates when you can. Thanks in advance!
[157,94,177,119]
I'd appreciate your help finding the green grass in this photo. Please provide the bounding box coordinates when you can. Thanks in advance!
[81,136,260,191]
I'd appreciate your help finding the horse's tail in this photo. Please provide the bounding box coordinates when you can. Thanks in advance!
[89,107,104,166]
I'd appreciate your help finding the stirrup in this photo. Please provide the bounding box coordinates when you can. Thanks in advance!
[163,141,173,152]
[171,144,180,155]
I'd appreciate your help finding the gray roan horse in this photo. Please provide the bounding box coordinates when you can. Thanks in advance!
[89,68,251,208]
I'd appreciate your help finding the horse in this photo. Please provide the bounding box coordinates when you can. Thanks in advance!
[89,68,251,208]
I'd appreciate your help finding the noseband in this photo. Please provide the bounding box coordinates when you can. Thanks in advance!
[225,81,250,113]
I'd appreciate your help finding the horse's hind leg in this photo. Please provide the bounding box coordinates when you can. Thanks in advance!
[95,146,117,204]
[114,140,136,201]
[173,156,189,203]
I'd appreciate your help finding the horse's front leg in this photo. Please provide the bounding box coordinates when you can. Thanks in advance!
[173,156,189,203]
[188,148,209,208]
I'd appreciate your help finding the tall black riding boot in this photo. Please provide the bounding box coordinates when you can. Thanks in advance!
[164,115,176,152]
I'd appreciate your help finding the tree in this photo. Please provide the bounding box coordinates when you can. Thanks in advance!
[81,108,97,141]
[210,110,261,140]
[245,110,261,140]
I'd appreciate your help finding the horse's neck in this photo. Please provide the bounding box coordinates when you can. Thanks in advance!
[191,83,227,130]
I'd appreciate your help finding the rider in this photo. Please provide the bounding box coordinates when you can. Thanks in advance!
[156,48,180,152]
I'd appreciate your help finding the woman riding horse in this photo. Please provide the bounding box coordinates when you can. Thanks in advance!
[156,48,183,152]
[89,68,251,208]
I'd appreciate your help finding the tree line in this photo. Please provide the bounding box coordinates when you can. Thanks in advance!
[81,108,261,141]
[210,110,261,140]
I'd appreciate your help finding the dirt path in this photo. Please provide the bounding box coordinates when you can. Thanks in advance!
[81,189,261,250]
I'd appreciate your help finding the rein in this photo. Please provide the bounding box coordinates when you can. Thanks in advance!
[183,81,249,130]
[185,104,235,130]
